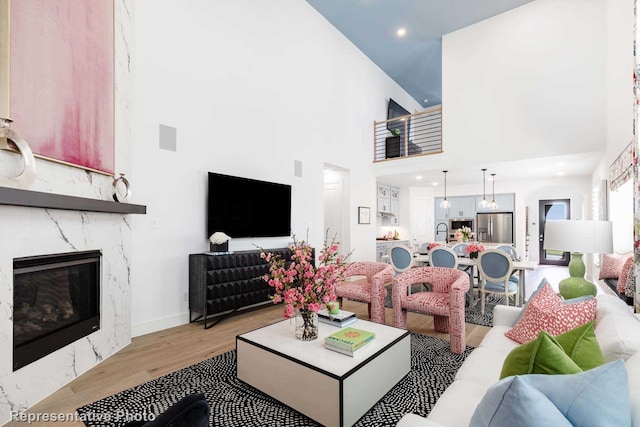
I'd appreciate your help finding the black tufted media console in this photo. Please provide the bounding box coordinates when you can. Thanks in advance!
[188,248,291,329]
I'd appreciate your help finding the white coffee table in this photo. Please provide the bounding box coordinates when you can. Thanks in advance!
[236,318,411,427]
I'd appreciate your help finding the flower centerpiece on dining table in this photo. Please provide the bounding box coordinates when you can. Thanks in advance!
[455,226,475,243]
[260,235,348,341]
[466,244,485,259]
[427,242,442,251]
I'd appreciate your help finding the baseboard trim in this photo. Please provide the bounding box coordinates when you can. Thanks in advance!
[132,311,189,337]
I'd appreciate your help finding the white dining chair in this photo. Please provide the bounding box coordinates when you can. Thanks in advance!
[389,245,413,274]
[477,249,518,313]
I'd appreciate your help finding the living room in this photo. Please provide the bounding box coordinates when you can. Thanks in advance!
[0,0,636,425]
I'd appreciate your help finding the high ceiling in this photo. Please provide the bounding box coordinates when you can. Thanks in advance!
[306,0,535,108]
[309,0,604,187]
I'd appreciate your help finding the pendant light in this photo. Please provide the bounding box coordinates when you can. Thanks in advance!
[489,173,498,210]
[440,170,451,208]
[479,168,489,208]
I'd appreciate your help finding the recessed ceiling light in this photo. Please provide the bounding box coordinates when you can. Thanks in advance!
[557,171,565,176]
[396,28,406,37]
[416,175,422,180]
[432,182,438,186]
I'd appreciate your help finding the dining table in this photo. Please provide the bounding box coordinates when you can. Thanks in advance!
[412,254,537,306]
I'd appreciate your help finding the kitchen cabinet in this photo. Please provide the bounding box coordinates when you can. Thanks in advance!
[377,183,400,224]
[378,197,391,214]
[434,197,449,220]
[377,184,390,198]
[390,200,400,225]
[476,193,515,212]
[449,196,475,218]
[390,187,400,200]
[435,196,475,219]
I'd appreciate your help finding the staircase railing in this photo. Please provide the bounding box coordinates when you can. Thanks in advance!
[373,105,442,162]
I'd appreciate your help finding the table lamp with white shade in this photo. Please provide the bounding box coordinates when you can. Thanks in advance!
[543,220,613,299]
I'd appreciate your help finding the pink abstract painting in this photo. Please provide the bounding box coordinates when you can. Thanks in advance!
[9,0,115,174]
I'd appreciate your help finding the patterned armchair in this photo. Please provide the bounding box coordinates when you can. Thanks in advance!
[392,267,470,354]
[335,262,394,324]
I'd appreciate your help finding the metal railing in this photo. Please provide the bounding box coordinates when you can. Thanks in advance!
[373,105,443,162]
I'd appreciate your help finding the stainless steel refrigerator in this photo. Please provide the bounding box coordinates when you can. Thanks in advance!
[476,212,514,244]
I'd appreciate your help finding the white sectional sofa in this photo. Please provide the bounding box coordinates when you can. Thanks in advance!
[397,294,640,427]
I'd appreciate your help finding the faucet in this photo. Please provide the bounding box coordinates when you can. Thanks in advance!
[436,222,449,243]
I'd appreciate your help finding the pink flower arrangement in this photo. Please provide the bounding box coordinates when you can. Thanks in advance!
[465,244,485,257]
[260,235,348,319]
[428,242,441,251]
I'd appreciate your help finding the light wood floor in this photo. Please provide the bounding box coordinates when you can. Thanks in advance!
[5,300,490,427]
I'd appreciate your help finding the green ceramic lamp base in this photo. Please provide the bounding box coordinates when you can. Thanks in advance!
[558,252,597,299]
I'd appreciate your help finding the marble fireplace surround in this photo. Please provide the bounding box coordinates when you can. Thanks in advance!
[0,198,141,424]
[0,187,145,426]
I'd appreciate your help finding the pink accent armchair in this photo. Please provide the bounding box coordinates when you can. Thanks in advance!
[392,267,470,354]
[335,262,394,324]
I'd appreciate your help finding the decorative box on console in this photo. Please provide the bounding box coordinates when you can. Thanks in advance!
[209,242,229,253]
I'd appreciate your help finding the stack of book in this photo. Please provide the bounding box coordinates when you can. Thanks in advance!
[317,308,357,328]
[324,327,375,357]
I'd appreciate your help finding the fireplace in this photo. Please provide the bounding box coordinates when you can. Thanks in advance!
[13,250,101,371]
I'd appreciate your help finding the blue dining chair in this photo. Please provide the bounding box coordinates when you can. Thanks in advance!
[389,245,413,274]
[477,249,518,313]
[451,243,468,257]
[429,246,459,269]
[497,245,520,284]
[497,245,520,261]
[441,244,477,305]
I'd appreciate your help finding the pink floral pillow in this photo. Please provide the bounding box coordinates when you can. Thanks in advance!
[505,283,597,344]
[599,253,632,280]
[617,256,634,294]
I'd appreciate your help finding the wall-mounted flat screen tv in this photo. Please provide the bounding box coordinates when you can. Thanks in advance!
[207,172,291,238]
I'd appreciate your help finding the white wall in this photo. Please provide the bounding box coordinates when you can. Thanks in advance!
[443,0,605,162]
[131,0,422,335]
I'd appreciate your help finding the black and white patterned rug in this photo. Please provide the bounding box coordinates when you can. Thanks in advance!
[384,284,506,327]
[76,334,474,427]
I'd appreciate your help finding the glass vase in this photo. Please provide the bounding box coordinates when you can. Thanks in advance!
[295,310,319,341]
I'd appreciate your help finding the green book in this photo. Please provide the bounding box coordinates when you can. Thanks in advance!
[324,327,375,351]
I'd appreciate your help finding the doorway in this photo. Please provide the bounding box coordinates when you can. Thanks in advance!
[538,199,570,265]
[323,165,350,254]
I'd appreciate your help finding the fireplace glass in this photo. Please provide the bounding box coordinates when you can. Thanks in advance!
[13,250,100,371]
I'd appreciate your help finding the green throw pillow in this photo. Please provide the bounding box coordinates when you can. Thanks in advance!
[500,331,582,379]
[554,321,604,371]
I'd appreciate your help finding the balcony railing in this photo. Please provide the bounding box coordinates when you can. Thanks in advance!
[373,105,442,162]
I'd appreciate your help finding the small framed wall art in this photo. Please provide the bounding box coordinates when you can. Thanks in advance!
[358,206,371,224]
